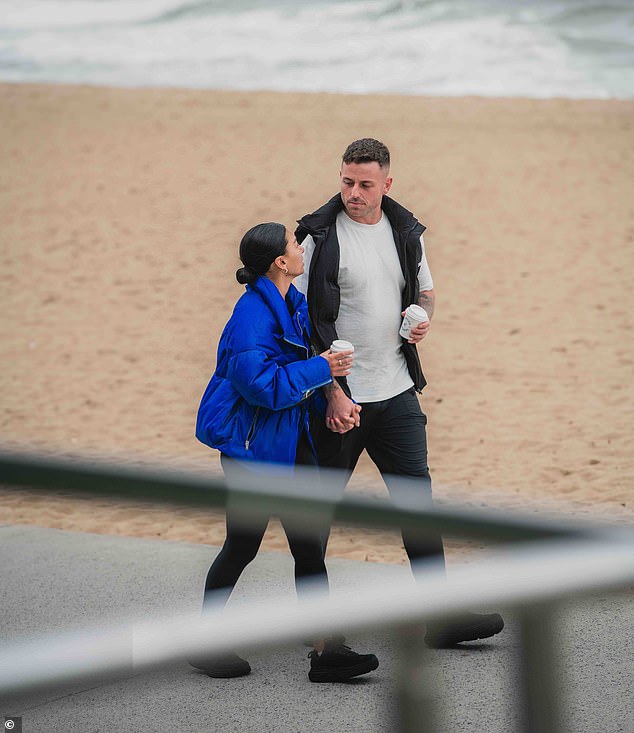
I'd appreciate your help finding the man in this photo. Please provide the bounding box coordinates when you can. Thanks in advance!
[295,138,503,647]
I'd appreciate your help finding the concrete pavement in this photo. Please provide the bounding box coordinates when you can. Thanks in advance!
[0,524,631,732]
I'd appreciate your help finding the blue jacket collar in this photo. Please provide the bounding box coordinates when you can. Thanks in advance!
[247,276,309,347]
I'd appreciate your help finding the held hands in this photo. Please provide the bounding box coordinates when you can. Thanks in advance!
[320,348,354,378]
[319,350,360,433]
[402,311,431,344]
[325,389,361,434]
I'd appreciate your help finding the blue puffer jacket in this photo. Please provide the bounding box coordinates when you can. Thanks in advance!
[196,275,332,466]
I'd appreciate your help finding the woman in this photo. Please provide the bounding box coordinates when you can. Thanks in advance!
[193,222,378,683]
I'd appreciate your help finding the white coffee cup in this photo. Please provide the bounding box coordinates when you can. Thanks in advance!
[330,339,354,354]
[399,304,429,339]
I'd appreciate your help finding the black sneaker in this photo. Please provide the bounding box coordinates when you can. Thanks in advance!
[188,651,251,678]
[308,642,379,683]
[424,612,504,648]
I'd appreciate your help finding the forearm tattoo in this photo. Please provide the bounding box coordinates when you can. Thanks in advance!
[324,380,344,395]
[419,290,435,320]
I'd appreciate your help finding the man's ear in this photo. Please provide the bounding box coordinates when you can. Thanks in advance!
[384,176,393,193]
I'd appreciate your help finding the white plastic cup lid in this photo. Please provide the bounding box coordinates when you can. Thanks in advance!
[330,339,354,352]
[405,304,429,322]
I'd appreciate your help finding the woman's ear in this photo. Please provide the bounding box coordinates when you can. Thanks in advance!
[274,255,288,274]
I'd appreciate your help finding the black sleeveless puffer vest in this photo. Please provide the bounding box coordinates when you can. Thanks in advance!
[295,193,427,397]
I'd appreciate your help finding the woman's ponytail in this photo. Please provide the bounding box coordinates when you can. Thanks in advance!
[236,222,287,285]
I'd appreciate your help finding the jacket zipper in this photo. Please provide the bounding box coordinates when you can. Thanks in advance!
[304,376,332,400]
[244,407,260,450]
[284,322,332,399]
[283,334,309,358]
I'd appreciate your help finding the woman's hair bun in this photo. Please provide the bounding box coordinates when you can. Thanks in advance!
[236,265,257,285]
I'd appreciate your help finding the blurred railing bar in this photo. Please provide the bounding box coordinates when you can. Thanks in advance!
[519,604,563,733]
[0,450,619,544]
[0,538,631,698]
[394,623,437,733]
[1,448,632,733]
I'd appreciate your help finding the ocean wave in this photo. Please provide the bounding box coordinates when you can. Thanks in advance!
[143,0,231,26]
[0,0,178,32]
[0,0,632,98]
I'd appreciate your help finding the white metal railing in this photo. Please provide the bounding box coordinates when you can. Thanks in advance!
[0,449,632,732]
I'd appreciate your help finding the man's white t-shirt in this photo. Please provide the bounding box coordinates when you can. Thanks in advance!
[295,210,433,403]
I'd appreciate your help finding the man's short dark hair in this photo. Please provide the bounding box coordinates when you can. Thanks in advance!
[342,138,390,169]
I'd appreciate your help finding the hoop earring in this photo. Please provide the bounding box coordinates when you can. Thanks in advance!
[283,266,288,275]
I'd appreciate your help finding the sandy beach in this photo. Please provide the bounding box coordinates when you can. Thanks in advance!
[1,83,632,565]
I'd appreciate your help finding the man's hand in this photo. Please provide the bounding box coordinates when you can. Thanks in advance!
[403,314,431,344]
[405,288,435,343]
[325,387,361,434]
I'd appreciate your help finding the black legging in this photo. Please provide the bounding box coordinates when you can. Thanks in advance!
[202,431,328,610]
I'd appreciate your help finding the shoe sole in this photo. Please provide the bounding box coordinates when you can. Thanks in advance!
[188,657,251,678]
[425,616,504,648]
[203,665,251,678]
[308,657,379,683]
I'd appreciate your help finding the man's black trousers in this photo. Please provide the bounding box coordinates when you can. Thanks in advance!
[314,387,446,569]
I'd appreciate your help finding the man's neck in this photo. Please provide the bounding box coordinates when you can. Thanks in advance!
[343,208,383,225]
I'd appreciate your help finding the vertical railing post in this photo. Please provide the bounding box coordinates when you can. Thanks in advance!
[394,622,438,733]
[518,602,564,733]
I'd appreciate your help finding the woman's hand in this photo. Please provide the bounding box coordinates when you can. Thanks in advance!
[320,349,354,377]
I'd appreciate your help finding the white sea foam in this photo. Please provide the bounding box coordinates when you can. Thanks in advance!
[0,0,632,98]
